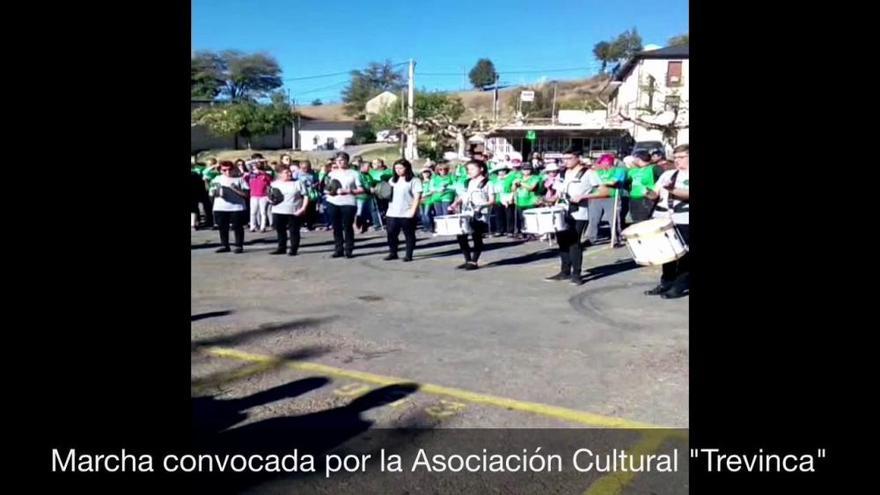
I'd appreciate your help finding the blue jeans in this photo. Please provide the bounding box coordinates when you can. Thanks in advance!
[433,201,452,217]
[420,204,434,231]
[357,197,373,228]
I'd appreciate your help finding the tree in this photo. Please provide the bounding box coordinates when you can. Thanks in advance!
[610,28,643,63]
[468,58,498,89]
[667,33,689,47]
[342,60,405,117]
[372,92,474,156]
[310,98,323,106]
[192,91,293,149]
[592,41,613,74]
[190,50,283,102]
[591,28,644,74]
[191,52,224,100]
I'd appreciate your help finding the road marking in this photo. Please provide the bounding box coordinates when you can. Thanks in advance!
[203,346,682,432]
[582,431,681,495]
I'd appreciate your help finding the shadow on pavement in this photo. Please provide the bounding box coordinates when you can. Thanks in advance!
[191,310,234,322]
[191,316,337,350]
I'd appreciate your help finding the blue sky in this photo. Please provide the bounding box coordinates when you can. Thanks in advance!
[193,0,688,104]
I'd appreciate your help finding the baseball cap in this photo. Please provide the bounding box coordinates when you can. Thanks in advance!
[544,163,560,172]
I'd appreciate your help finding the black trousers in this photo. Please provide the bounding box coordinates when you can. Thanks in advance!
[214,210,245,248]
[305,200,318,230]
[457,220,488,263]
[556,218,589,276]
[327,203,357,255]
[386,216,417,258]
[493,204,509,234]
[661,223,690,289]
[629,198,655,223]
[273,213,303,253]
[506,205,518,234]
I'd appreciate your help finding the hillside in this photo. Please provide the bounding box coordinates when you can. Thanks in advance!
[296,75,611,124]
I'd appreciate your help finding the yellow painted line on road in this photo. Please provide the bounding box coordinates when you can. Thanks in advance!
[203,346,684,433]
[582,431,682,495]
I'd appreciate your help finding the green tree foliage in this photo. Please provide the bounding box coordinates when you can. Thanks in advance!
[311,98,323,106]
[468,58,498,89]
[667,33,689,47]
[592,42,613,74]
[352,125,376,145]
[192,92,293,149]
[592,28,644,72]
[191,52,224,100]
[371,92,465,133]
[190,50,283,102]
[342,60,405,117]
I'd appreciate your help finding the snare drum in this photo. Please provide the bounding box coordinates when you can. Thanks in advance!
[522,206,567,235]
[621,218,688,266]
[434,214,473,236]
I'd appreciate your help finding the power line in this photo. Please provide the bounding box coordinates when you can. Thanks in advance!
[294,79,350,96]
[421,63,604,77]
[283,61,408,81]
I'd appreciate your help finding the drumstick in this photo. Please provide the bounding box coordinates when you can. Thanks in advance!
[610,189,619,245]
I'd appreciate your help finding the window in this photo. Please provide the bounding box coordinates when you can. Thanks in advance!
[665,95,681,111]
[667,62,683,87]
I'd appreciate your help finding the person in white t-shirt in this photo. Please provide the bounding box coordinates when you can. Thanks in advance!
[269,168,309,256]
[644,144,690,299]
[383,159,422,262]
[325,152,364,258]
[545,147,608,285]
[209,161,250,253]
[449,160,495,271]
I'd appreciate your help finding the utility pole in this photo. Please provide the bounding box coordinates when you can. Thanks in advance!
[406,59,418,160]
[551,84,558,125]
[492,73,499,122]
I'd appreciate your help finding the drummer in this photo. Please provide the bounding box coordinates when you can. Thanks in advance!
[644,144,690,298]
[545,147,608,285]
[626,150,664,223]
[449,160,495,271]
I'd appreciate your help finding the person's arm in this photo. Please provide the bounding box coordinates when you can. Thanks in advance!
[296,195,310,216]
[408,192,422,218]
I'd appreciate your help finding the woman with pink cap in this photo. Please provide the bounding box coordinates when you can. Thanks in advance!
[586,154,627,246]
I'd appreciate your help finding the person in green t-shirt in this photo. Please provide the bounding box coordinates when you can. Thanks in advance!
[511,163,542,239]
[356,161,378,233]
[430,163,457,216]
[202,158,220,183]
[367,159,393,229]
[419,168,436,231]
[626,150,664,223]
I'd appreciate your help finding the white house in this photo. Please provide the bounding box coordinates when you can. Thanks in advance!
[298,120,358,151]
[365,91,399,119]
[605,44,689,147]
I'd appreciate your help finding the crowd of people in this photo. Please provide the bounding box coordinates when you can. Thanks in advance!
[191,143,689,298]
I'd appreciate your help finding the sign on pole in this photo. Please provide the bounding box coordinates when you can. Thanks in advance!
[526,130,536,141]
[520,91,535,102]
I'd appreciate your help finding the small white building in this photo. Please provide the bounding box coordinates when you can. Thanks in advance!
[365,91,399,120]
[605,44,689,146]
[298,120,358,151]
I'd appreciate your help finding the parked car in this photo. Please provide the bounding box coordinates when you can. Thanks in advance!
[630,141,668,157]
[376,130,400,143]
